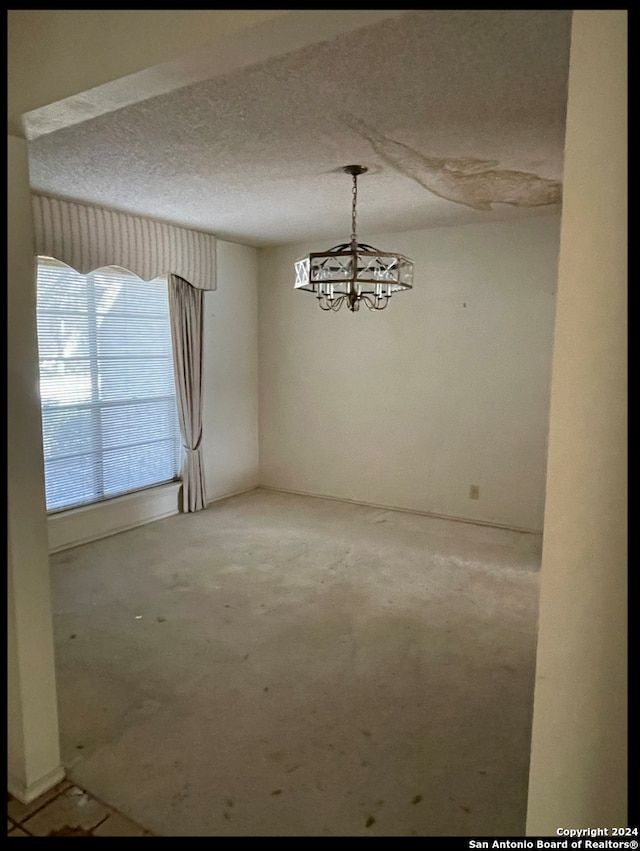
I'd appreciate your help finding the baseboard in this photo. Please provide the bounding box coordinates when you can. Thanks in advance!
[8,765,66,804]
[47,482,537,552]
[258,485,542,535]
[206,485,261,506]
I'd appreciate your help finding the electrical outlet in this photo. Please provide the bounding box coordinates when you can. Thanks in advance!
[469,484,480,499]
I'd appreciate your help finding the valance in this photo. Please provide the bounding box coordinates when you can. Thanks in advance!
[32,194,216,291]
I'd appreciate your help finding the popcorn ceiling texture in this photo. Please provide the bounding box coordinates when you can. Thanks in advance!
[27,9,572,247]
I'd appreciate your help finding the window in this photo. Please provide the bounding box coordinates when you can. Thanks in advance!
[36,259,182,512]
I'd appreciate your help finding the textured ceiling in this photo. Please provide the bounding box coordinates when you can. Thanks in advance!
[26,9,572,248]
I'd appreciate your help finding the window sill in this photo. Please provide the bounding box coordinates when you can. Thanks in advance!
[47,481,181,553]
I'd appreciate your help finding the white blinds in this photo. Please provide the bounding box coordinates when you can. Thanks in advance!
[32,194,217,291]
[36,259,182,512]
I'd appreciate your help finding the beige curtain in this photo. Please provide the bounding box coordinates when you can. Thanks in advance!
[168,274,207,512]
[32,194,217,290]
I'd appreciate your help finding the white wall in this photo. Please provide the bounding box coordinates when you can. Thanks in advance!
[526,9,627,832]
[259,215,560,532]
[203,239,260,502]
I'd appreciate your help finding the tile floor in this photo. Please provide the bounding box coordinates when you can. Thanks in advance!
[7,781,155,836]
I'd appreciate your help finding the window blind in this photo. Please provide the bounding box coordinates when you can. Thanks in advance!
[36,259,182,512]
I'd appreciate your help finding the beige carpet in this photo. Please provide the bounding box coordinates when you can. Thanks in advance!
[50,488,542,837]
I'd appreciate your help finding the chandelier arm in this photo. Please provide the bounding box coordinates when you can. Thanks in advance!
[317,294,347,311]
[361,293,390,311]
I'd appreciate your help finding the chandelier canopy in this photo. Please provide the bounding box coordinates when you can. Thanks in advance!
[294,165,413,312]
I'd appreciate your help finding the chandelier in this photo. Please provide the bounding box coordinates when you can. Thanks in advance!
[294,165,413,312]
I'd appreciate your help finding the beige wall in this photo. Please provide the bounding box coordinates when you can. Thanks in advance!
[526,9,627,832]
[7,136,64,801]
[7,10,289,134]
[259,215,560,532]
[203,240,260,502]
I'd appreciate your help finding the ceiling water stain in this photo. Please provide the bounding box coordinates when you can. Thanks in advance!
[344,114,562,211]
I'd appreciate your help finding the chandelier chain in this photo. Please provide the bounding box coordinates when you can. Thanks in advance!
[351,172,358,245]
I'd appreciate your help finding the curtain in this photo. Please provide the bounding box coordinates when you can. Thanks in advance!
[32,194,217,291]
[168,274,207,512]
